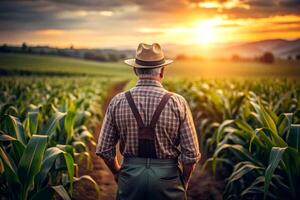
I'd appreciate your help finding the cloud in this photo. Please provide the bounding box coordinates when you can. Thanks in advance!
[187,0,300,18]
[0,0,299,46]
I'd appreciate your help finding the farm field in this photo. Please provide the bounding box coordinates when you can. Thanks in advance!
[1,53,300,77]
[0,53,300,200]
[0,76,126,199]
[165,78,300,199]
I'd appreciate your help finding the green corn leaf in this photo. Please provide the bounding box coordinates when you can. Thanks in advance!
[0,104,18,116]
[31,185,70,200]
[0,132,25,165]
[215,144,262,166]
[72,141,88,153]
[52,185,71,200]
[55,145,75,194]
[241,176,265,197]
[0,147,20,185]
[250,101,277,134]
[18,135,48,200]
[36,147,64,187]
[215,120,234,145]
[287,124,300,151]
[63,152,74,194]
[276,113,292,137]
[74,152,92,170]
[41,111,66,136]
[0,115,26,145]
[227,161,263,184]
[27,105,40,135]
[261,128,287,147]
[264,147,287,200]
[64,110,76,144]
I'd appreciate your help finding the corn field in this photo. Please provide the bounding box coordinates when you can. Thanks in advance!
[0,76,114,199]
[166,78,300,200]
[1,76,300,200]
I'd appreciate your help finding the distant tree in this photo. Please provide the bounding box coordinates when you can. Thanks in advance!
[108,53,119,62]
[231,54,241,62]
[260,52,274,64]
[0,44,9,52]
[22,42,27,52]
[296,54,300,61]
[287,55,292,60]
[84,52,108,61]
[119,54,127,60]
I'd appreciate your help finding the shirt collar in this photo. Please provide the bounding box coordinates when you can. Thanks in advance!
[136,79,163,88]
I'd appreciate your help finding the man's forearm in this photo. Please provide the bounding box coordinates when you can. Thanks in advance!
[182,163,196,186]
[103,156,121,175]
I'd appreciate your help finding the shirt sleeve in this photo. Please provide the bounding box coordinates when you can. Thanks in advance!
[96,97,119,161]
[179,97,201,164]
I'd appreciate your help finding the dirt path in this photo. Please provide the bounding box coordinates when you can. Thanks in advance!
[75,80,223,200]
[74,80,127,200]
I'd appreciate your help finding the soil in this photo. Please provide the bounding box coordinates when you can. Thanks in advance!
[74,81,223,200]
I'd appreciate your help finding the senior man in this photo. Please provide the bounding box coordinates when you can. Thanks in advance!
[96,43,200,200]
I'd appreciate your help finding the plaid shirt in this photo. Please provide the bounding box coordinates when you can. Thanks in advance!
[96,79,201,164]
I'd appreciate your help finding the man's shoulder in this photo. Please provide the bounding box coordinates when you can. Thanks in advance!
[169,91,187,104]
[109,92,126,106]
[108,89,188,107]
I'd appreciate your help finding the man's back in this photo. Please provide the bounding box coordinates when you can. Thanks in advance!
[96,79,200,164]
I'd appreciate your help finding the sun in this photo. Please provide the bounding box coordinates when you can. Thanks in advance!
[195,18,222,45]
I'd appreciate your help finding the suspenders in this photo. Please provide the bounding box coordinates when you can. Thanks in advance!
[125,91,173,158]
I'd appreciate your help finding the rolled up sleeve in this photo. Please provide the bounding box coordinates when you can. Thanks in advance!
[179,98,201,164]
[96,98,119,161]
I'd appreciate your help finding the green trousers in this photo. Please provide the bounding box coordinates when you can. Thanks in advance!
[117,157,187,200]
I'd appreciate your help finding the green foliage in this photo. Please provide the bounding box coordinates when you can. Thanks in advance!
[0,76,110,199]
[166,78,300,200]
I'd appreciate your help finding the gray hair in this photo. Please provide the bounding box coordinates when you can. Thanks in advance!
[135,67,163,78]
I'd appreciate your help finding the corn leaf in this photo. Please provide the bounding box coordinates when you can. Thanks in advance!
[287,124,300,151]
[18,135,48,200]
[264,147,287,200]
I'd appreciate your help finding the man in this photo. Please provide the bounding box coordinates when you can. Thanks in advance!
[96,43,200,200]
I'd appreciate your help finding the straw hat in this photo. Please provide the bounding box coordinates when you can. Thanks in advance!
[124,43,173,68]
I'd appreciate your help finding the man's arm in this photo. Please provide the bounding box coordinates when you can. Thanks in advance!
[103,157,121,182]
[182,163,196,188]
[178,97,201,189]
[96,96,120,181]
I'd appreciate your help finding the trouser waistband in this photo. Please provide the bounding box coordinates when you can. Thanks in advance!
[123,157,178,166]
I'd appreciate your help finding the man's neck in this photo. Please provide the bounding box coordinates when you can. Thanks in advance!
[139,77,162,83]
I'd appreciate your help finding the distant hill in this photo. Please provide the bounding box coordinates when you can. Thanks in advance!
[163,38,300,59]
[223,39,300,58]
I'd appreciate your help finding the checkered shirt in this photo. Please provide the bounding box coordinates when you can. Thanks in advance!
[96,79,201,164]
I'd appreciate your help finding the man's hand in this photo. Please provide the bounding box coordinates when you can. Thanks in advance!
[113,171,120,183]
[182,163,196,190]
[103,157,121,183]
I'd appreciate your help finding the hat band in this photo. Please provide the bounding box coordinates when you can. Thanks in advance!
[135,58,165,66]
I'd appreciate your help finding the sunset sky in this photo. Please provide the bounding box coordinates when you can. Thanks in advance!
[0,0,299,48]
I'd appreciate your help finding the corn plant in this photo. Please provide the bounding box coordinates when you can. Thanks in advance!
[203,98,300,200]
[0,76,113,199]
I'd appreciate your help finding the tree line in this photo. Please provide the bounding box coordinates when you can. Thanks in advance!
[0,43,134,62]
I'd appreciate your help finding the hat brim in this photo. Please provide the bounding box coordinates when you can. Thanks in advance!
[124,58,173,68]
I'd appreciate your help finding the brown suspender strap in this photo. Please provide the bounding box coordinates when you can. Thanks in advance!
[149,92,173,128]
[125,91,145,128]
[125,91,173,158]
[125,91,173,128]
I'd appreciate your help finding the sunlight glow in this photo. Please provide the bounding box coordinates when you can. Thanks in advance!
[195,18,223,45]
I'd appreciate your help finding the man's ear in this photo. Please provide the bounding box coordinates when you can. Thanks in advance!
[160,67,165,79]
[133,68,138,76]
